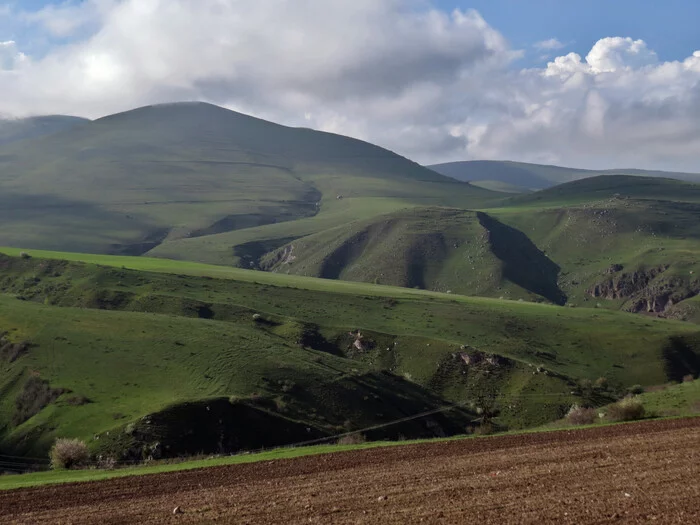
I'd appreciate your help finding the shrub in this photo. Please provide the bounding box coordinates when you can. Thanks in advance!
[50,438,90,470]
[606,397,646,422]
[594,377,609,390]
[628,384,645,395]
[337,433,366,445]
[19,252,31,259]
[473,422,495,436]
[13,376,64,425]
[65,395,91,406]
[566,405,598,425]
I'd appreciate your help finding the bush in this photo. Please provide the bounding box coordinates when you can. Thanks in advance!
[13,376,64,426]
[628,384,645,395]
[337,433,366,445]
[50,438,90,470]
[19,252,31,259]
[566,405,598,425]
[606,397,646,422]
[594,377,609,390]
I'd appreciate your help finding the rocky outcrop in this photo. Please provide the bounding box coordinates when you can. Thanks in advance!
[589,265,669,301]
[588,265,700,314]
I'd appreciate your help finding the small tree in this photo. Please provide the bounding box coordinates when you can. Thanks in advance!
[50,438,90,470]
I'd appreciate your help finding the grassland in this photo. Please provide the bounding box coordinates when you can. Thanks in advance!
[0,103,501,260]
[1,249,699,465]
[639,379,700,417]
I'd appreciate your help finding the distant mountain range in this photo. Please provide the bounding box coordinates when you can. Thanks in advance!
[428,160,700,192]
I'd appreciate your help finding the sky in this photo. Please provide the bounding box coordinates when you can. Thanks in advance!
[1,0,699,172]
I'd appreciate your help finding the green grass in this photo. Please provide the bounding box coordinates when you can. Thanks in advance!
[1,249,699,463]
[0,102,501,260]
[639,379,700,417]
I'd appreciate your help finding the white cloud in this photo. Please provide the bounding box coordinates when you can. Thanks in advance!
[534,38,566,51]
[0,1,699,172]
[0,1,509,117]
[585,37,658,73]
[0,40,27,70]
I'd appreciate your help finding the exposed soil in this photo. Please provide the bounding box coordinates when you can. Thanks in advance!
[2,418,699,524]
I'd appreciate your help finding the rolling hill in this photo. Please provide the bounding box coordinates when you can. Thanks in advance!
[1,250,698,462]
[0,102,500,258]
[428,160,700,192]
[246,175,700,318]
[259,207,566,304]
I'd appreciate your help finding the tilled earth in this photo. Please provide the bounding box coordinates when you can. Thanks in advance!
[2,418,699,524]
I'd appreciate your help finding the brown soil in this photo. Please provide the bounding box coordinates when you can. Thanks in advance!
[2,418,699,524]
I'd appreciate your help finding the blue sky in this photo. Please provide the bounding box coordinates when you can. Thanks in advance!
[437,0,700,63]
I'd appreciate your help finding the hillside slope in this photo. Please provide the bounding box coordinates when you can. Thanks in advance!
[0,103,499,259]
[255,176,700,317]
[489,176,700,317]
[260,207,566,304]
[429,160,700,191]
[2,251,698,460]
[0,116,88,147]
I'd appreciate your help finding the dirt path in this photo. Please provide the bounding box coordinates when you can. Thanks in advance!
[2,418,699,524]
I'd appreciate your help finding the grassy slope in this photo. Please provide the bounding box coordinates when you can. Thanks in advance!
[258,207,564,303]
[0,116,89,146]
[481,177,700,314]
[0,103,500,260]
[187,176,700,313]
[2,249,696,387]
[1,250,699,462]
[639,380,700,417]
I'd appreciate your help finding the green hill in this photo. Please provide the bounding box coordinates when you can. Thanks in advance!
[252,175,700,317]
[2,250,698,462]
[260,207,566,304]
[428,160,700,191]
[485,176,700,317]
[0,116,89,147]
[0,103,499,259]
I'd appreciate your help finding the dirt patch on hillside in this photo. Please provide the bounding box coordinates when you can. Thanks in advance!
[2,418,699,524]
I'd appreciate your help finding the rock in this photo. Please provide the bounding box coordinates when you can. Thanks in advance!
[606,264,624,274]
[587,264,700,314]
[377,496,388,502]
[173,506,183,515]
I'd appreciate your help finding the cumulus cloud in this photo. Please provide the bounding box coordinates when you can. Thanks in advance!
[0,0,699,172]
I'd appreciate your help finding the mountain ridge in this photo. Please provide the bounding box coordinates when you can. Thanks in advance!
[428,160,700,191]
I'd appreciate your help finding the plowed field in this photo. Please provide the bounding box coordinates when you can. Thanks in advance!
[2,418,699,524]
